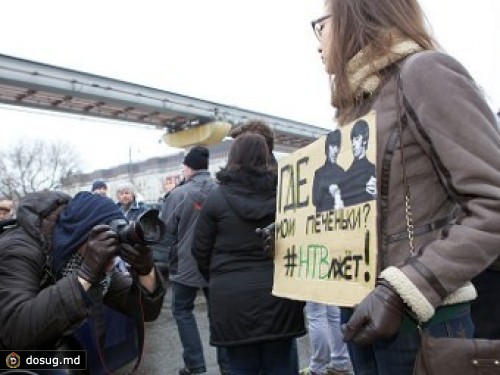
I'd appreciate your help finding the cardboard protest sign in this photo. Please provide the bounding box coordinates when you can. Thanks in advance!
[272,112,377,307]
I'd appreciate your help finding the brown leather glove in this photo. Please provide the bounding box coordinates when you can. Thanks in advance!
[342,279,405,346]
[120,243,154,275]
[255,222,275,258]
[77,225,120,285]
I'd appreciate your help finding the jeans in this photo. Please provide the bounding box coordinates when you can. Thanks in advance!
[171,282,230,372]
[226,339,295,375]
[340,303,474,375]
[305,302,351,373]
[171,282,208,370]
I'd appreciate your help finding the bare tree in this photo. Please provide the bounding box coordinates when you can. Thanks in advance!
[0,139,82,200]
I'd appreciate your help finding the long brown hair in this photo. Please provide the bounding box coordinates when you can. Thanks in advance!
[327,0,438,125]
[227,133,270,171]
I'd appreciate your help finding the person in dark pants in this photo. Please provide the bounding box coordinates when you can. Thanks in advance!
[230,119,302,373]
[161,146,229,375]
[192,134,306,375]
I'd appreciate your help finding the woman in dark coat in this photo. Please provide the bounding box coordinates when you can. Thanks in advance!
[192,133,306,374]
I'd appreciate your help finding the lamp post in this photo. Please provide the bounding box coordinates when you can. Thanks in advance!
[128,145,141,184]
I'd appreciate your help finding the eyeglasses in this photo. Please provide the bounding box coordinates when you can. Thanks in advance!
[311,14,331,41]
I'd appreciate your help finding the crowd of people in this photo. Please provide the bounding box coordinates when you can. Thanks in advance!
[1,0,499,374]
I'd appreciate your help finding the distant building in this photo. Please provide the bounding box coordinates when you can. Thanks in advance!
[62,140,233,203]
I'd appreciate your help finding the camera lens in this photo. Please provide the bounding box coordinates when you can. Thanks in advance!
[109,219,145,246]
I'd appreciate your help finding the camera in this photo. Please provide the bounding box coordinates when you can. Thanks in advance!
[256,222,275,259]
[109,208,166,246]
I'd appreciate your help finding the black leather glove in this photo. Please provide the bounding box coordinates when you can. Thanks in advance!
[120,243,154,275]
[255,222,276,258]
[342,280,405,346]
[77,225,120,285]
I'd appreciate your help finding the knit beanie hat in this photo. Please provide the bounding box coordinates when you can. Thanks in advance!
[52,191,126,276]
[91,180,107,191]
[183,146,209,170]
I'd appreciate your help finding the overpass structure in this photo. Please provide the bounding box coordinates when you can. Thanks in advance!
[0,53,329,152]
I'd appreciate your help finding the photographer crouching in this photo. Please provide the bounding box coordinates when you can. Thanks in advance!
[0,191,166,374]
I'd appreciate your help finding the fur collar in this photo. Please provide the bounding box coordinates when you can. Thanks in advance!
[343,39,423,99]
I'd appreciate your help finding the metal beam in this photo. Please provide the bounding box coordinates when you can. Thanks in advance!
[0,53,329,149]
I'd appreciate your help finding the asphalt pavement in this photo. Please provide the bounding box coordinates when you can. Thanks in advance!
[118,285,311,375]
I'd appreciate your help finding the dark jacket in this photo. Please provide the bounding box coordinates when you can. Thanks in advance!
[161,170,216,287]
[312,161,345,212]
[192,168,306,347]
[0,191,165,351]
[117,199,147,222]
[341,157,375,207]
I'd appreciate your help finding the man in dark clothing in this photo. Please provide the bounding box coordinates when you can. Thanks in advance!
[160,146,228,375]
[0,191,166,374]
[340,119,376,207]
[312,129,346,212]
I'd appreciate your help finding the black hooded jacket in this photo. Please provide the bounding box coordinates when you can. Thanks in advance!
[192,168,306,346]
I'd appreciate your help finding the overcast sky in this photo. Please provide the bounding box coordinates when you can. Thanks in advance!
[1,0,498,172]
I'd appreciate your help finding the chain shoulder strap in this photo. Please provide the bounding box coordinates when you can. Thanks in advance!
[396,71,416,256]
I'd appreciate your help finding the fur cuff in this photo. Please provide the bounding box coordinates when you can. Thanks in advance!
[380,266,434,322]
[380,267,478,323]
[442,282,477,305]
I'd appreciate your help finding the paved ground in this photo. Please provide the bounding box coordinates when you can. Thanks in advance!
[119,285,311,375]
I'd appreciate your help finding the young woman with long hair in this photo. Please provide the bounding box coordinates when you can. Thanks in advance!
[311,0,500,373]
